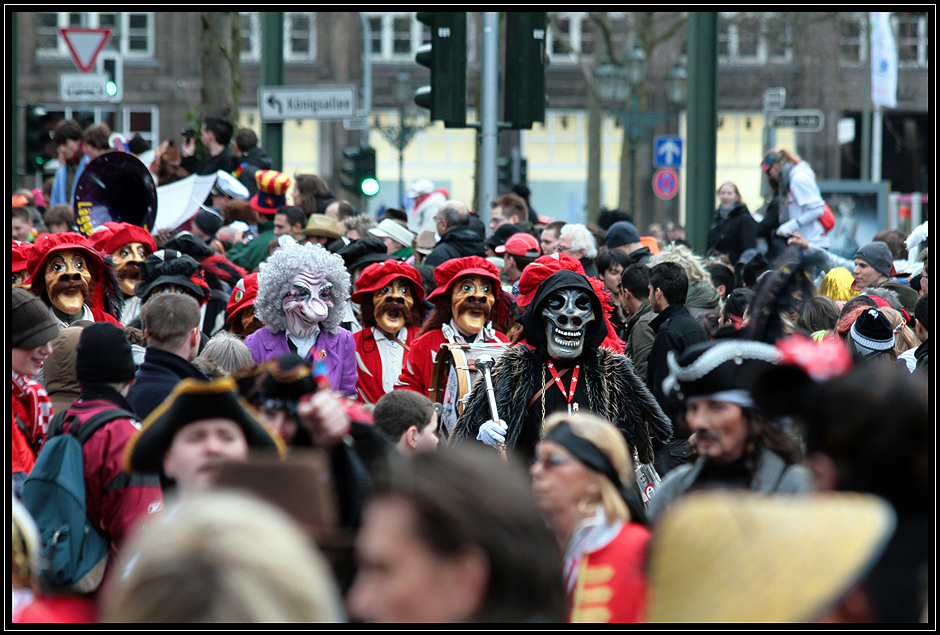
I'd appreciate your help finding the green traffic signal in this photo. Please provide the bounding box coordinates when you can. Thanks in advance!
[358,147,378,197]
[361,178,380,197]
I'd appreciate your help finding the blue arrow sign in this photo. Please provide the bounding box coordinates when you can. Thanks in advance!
[654,135,683,168]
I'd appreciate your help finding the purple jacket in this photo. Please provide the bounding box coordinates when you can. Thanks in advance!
[245,326,358,397]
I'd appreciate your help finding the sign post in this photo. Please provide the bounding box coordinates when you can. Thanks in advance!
[653,135,683,168]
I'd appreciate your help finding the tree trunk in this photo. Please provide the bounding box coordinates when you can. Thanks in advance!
[586,91,602,226]
[200,12,236,122]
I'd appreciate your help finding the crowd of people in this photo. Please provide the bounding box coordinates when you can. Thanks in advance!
[11,117,931,624]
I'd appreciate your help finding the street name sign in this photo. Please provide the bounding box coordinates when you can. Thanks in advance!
[771,109,825,132]
[258,86,357,122]
[60,73,110,103]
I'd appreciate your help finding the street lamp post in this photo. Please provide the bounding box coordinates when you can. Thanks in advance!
[374,71,427,208]
[595,43,687,220]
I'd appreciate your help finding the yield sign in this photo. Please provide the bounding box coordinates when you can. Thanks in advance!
[59,27,113,73]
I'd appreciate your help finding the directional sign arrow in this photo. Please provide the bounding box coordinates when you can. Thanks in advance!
[267,94,282,115]
[657,139,681,165]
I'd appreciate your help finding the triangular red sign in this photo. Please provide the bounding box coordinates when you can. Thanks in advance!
[59,27,113,73]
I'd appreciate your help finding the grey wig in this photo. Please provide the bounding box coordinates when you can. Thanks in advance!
[254,242,350,334]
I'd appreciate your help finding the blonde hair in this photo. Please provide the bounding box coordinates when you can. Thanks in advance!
[817,267,859,303]
[542,412,635,523]
[101,490,343,623]
[650,243,710,285]
[878,306,917,355]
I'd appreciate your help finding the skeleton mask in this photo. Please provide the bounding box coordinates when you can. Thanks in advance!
[44,249,92,314]
[111,241,149,296]
[373,277,415,335]
[542,288,595,360]
[282,271,334,338]
[451,275,495,336]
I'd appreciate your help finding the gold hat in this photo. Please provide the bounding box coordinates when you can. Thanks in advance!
[644,491,895,623]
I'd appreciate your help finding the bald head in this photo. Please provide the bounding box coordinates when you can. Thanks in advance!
[437,200,470,232]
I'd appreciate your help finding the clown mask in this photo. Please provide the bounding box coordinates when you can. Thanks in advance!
[282,271,334,338]
[44,249,91,314]
[373,278,415,335]
[12,270,29,289]
[542,288,595,360]
[451,275,495,336]
[111,242,149,296]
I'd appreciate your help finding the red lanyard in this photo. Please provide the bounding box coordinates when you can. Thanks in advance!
[547,361,580,405]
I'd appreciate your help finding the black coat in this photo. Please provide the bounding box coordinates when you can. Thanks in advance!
[235,146,274,196]
[422,226,486,269]
[706,202,757,265]
[646,303,709,426]
[126,347,209,422]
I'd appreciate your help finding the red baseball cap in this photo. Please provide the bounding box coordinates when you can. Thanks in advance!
[496,232,541,258]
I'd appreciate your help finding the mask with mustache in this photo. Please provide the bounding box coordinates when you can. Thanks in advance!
[111,241,149,296]
[373,278,415,335]
[44,249,91,314]
[450,275,495,336]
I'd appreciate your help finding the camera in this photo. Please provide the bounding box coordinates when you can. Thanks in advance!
[181,128,195,142]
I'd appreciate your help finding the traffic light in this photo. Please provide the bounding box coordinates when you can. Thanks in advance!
[341,145,380,197]
[99,54,123,103]
[415,12,467,128]
[504,12,547,130]
[24,105,51,174]
[496,156,512,194]
[358,146,379,197]
[341,146,361,192]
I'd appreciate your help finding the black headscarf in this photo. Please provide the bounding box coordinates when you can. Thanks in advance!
[519,269,608,360]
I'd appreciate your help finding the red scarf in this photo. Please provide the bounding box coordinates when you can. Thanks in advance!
[12,372,52,445]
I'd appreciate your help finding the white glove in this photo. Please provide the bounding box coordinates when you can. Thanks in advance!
[776,219,799,237]
[476,419,508,449]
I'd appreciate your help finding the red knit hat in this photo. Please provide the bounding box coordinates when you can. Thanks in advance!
[426,256,501,301]
[351,260,425,305]
[88,221,157,257]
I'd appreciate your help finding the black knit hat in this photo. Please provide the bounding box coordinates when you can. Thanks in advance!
[849,308,895,355]
[12,288,60,350]
[193,207,225,238]
[75,322,137,384]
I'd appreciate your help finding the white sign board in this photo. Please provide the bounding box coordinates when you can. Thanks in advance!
[258,86,357,122]
[59,27,112,73]
[60,73,110,103]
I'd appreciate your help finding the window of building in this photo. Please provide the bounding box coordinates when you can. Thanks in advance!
[894,13,928,68]
[35,12,155,58]
[547,12,633,65]
[239,12,319,62]
[718,12,792,64]
[839,13,866,65]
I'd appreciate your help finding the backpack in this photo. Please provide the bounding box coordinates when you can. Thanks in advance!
[20,408,137,594]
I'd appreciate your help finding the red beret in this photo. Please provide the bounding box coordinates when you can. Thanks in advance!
[88,221,157,257]
[426,256,502,301]
[226,272,259,324]
[351,260,425,305]
[24,232,106,288]
[515,253,585,308]
[12,240,34,273]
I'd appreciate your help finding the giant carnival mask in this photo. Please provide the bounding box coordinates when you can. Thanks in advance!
[542,288,595,360]
[282,271,334,338]
[373,277,415,335]
[111,241,149,296]
[44,248,91,314]
[451,275,495,336]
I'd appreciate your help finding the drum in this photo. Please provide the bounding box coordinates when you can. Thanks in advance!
[429,342,509,440]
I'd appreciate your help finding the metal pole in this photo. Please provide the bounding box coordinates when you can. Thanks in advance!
[261,13,284,172]
[871,105,883,183]
[685,12,718,254]
[399,106,405,208]
[358,13,372,148]
[478,12,499,229]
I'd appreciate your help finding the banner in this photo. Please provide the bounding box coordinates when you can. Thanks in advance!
[870,12,898,108]
[154,174,218,232]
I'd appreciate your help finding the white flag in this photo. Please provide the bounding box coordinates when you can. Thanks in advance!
[870,12,898,108]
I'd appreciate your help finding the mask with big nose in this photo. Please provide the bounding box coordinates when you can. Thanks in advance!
[282,271,334,338]
[111,242,149,296]
[542,288,595,360]
[374,278,415,335]
[451,275,495,336]
[44,249,92,314]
